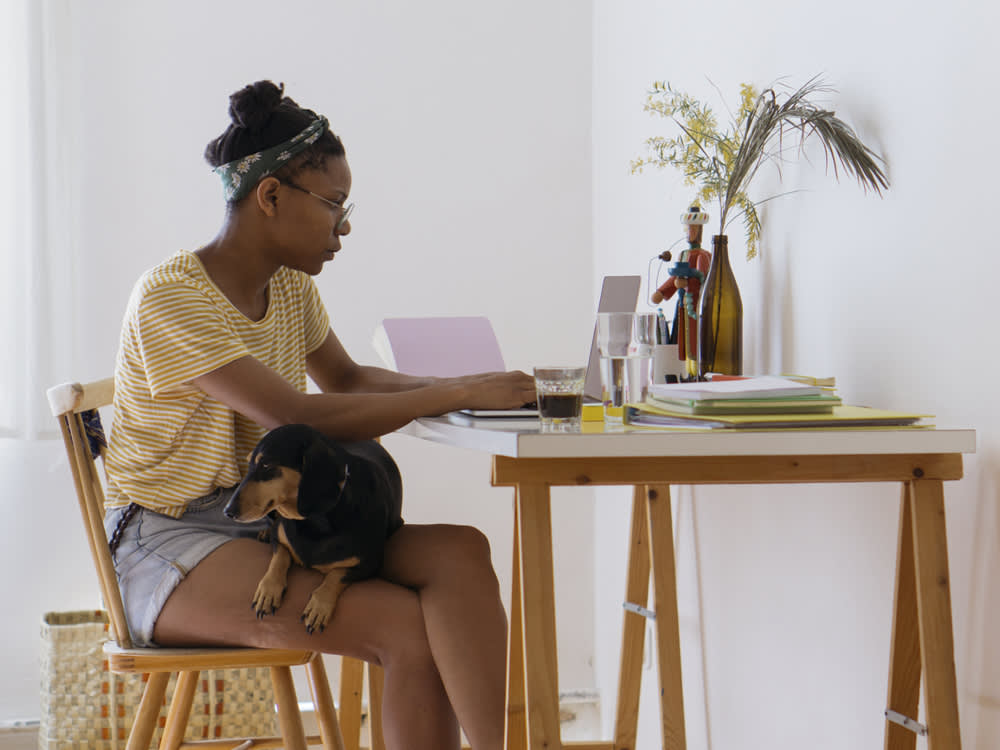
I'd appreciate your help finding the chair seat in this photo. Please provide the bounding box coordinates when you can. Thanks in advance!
[105,642,317,673]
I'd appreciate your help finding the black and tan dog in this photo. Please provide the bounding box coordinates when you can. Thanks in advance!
[224,424,403,633]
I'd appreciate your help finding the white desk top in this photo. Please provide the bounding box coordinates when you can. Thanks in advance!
[400,415,977,459]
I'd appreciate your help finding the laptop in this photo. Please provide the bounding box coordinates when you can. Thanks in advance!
[372,275,641,417]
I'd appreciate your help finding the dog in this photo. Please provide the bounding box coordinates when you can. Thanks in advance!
[224,424,404,633]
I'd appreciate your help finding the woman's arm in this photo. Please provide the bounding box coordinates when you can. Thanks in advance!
[306,329,518,396]
[192,331,535,441]
[305,329,438,393]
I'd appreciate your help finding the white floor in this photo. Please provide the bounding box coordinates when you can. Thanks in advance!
[0,727,36,750]
[11,695,603,749]
[301,694,603,746]
[559,697,603,742]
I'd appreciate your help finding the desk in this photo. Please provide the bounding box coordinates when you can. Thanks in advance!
[404,417,976,750]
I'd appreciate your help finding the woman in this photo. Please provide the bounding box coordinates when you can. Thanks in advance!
[103,80,536,750]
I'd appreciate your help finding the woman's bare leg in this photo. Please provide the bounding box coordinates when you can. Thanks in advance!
[153,536,461,750]
[380,524,508,750]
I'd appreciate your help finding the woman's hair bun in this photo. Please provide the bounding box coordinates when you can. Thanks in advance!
[228,80,286,134]
[204,79,343,172]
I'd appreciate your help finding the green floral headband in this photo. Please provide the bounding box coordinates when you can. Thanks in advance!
[213,116,328,202]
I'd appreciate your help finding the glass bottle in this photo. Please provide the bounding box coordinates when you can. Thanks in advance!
[698,235,743,376]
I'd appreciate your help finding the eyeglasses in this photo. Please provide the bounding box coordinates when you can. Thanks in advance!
[280,180,354,230]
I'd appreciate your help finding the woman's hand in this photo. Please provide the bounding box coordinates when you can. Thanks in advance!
[455,370,537,410]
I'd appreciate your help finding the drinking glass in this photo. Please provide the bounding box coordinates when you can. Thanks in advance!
[533,366,586,432]
[596,312,656,422]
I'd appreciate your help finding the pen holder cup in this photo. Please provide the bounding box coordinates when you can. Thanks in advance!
[653,344,688,385]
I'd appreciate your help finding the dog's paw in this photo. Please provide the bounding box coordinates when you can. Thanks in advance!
[252,578,285,619]
[301,592,340,634]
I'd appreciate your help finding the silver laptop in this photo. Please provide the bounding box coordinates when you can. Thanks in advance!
[373,276,640,417]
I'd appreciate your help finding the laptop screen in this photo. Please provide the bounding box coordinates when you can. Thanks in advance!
[374,316,505,376]
[374,274,640,399]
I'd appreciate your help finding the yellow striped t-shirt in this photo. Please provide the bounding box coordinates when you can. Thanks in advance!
[104,250,330,517]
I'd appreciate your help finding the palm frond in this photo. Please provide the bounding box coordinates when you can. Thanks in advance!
[637,75,889,256]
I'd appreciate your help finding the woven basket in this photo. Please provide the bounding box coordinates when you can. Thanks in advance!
[39,610,278,750]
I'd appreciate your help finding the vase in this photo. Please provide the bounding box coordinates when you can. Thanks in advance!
[698,234,743,376]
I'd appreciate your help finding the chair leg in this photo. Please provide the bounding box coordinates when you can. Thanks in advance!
[159,670,200,750]
[339,657,365,750]
[368,664,386,750]
[306,655,346,750]
[270,665,309,750]
[126,672,170,750]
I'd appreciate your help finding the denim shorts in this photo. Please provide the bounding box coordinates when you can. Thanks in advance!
[103,488,269,647]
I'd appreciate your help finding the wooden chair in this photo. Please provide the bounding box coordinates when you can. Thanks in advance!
[47,377,386,750]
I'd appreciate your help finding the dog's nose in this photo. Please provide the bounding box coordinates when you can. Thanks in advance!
[223,498,239,519]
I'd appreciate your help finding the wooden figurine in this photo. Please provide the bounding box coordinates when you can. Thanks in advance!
[651,206,711,376]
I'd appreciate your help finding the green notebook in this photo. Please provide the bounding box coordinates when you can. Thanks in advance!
[645,392,842,415]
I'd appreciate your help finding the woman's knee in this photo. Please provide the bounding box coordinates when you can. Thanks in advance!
[436,525,499,583]
[445,524,493,566]
[383,523,500,592]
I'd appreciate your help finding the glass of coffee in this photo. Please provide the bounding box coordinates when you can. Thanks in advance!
[533,366,586,432]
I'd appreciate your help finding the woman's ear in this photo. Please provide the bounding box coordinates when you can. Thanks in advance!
[255,177,282,216]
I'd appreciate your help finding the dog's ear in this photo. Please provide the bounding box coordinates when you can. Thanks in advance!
[297,438,348,516]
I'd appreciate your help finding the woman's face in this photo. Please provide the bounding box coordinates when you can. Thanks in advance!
[271,155,353,275]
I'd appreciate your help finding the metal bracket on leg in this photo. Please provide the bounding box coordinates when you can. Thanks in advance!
[623,601,656,619]
[885,709,928,736]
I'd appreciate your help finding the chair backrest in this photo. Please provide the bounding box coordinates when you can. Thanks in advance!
[46,378,134,647]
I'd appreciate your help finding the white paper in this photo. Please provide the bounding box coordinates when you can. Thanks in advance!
[647,375,824,401]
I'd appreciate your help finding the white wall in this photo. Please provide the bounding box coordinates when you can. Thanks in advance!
[8,2,999,748]
[593,0,999,748]
[2,0,596,722]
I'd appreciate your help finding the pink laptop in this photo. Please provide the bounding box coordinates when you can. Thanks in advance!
[374,316,506,377]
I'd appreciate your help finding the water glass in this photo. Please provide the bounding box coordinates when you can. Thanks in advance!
[596,312,656,421]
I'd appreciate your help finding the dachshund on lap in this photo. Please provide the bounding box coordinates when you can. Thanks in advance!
[224,424,403,633]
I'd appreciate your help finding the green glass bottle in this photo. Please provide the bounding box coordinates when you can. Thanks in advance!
[698,235,743,376]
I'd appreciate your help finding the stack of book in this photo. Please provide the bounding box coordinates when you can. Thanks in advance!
[625,375,928,429]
